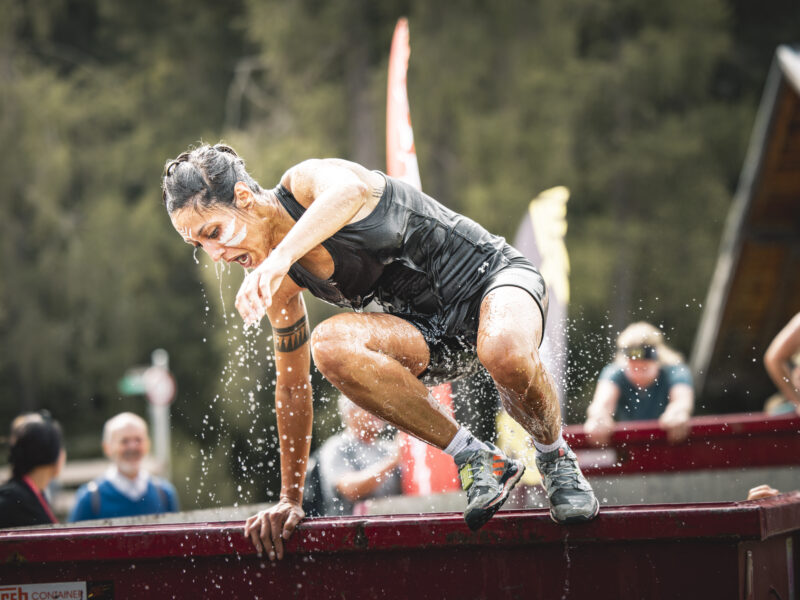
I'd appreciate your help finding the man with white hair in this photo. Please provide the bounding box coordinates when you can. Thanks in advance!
[68,412,179,521]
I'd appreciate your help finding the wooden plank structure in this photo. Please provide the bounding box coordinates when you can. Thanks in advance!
[692,45,800,412]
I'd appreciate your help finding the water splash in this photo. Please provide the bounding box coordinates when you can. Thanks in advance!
[560,531,571,599]
[189,257,280,508]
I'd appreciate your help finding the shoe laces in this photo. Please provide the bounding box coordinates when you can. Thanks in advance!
[541,453,582,491]
[462,451,504,494]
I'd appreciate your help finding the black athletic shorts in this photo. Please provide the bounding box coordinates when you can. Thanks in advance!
[411,257,549,386]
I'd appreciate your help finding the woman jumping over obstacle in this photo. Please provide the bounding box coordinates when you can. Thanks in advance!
[161,143,599,559]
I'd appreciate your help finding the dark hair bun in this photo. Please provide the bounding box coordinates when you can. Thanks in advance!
[9,415,63,478]
[213,144,239,157]
[161,142,260,213]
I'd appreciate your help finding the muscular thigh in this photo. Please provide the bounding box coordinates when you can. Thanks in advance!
[314,312,431,376]
[478,286,545,354]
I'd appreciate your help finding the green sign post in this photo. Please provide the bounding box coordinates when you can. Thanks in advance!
[118,369,147,395]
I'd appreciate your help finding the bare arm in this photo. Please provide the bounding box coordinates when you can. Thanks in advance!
[271,291,313,506]
[584,379,620,446]
[244,277,312,560]
[659,383,694,443]
[274,160,372,271]
[335,449,399,503]
[764,312,800,406]
[236,160,372,325]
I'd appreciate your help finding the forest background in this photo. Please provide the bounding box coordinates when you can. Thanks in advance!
[1,0,797,509]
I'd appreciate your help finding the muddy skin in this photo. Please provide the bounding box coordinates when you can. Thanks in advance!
[312,286,561,450]
[310,312,460,450]
[478,287,561,445]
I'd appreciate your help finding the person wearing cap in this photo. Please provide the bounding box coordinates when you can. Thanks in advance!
[763,312,800,415]
[0,412,65,528]
[68,412,178,522]
[584,321,694,445]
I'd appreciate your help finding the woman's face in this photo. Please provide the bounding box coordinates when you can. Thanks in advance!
[170,203,268,269]
[623,358,660,388]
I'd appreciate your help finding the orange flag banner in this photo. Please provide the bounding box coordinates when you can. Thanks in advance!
[386,17,422,190]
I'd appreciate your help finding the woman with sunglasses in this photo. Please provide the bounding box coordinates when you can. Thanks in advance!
[584,321,694,445]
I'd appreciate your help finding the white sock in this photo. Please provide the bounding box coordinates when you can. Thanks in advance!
[443,426,489,458]
[533,431,565,454]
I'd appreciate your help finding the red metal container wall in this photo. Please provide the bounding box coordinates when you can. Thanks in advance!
[2,493,799,599]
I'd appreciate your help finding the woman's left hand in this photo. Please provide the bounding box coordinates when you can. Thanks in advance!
[658,408,691,444]
[235,250,293,326]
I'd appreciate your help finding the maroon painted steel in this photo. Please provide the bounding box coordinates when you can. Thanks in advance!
[564,412,800,476]
[1,414,797,598]
[2,493,799,599]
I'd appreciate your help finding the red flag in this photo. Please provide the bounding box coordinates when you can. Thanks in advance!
[398,383,460,495]
[386,18,422,190]
[386,18,458,495]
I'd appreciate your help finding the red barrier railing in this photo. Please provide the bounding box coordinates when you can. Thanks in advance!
[2,493,799,599]
[564,412,800,476]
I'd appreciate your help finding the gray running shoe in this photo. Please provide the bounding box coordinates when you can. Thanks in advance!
[455,442,525,531]
[535,445,599,524]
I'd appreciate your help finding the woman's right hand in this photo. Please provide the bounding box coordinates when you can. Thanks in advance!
[243,497,305,560]
[235,249,294,326]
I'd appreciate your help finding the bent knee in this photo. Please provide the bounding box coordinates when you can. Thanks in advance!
[479,333,539,389]
[310,321,348,368]
[310,317,364,377]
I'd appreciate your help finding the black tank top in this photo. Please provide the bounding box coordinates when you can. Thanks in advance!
[275,174,521,338]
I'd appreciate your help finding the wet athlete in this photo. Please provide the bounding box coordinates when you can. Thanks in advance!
[162,143,599,559]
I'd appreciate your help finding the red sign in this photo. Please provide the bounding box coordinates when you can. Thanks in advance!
[398,383,460,495]
[142,366,176,406]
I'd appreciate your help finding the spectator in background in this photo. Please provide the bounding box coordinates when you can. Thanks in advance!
[584,322,694,445]
[68,412,178,522]
[303,394,401,517]
[0,412,65,528]
[763,312,800,415]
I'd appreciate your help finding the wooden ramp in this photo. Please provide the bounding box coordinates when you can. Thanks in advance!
[692,44,800,411]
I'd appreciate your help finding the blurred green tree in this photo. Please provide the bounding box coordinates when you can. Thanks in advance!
[0,0,795,510]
